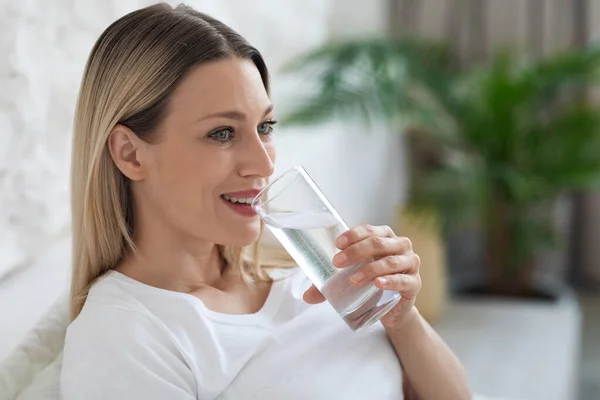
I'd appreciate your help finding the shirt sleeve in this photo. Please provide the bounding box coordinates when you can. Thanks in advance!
[60,305,197,400]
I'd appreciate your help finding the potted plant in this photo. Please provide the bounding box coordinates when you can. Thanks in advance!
[282,38,600,300]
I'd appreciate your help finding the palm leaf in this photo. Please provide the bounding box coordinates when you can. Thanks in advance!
[282,38,459,139]
[283,37,600,267]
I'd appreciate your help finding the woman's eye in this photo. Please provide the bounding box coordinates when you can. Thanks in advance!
[209,128,234,143]
[258,120,277,135]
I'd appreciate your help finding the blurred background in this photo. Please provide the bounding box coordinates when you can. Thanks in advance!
[1,0,600,399]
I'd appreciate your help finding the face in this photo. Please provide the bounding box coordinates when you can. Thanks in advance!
[113,58,276,247]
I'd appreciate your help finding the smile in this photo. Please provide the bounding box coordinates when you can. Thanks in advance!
[222,195,253,204]
[220,195,258,217]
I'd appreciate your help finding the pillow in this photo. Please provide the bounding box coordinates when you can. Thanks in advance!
[0,293,68,400]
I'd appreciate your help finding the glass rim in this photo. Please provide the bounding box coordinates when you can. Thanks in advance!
[251,165,305,210]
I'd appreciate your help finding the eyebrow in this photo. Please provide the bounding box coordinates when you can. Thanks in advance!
[198,104,274,122]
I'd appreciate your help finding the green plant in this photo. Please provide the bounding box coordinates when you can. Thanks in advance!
[283,37,600,295]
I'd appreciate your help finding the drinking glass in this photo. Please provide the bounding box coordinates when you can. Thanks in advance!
[252,166,401,331]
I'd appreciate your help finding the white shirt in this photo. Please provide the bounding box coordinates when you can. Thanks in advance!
[60,268,403,399]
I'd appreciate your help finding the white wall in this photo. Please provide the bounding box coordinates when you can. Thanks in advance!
[0,0,405,359]
[327,0,389,39]
[272,0,405,227]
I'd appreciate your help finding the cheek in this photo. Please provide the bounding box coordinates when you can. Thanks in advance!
[148,144,215,205]
[266,142,276,163]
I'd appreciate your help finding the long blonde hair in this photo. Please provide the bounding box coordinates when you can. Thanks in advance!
[70,3,286,320]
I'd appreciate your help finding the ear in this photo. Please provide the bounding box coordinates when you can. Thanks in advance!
[107,124,146,181]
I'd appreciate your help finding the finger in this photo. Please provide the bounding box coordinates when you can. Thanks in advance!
[302,284,326,304]
[350,253,420,286]
[336,224,395,249]
[333,236,413,268]
[375,273,422,299]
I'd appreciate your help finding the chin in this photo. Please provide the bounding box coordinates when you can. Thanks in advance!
[222,223,262,247]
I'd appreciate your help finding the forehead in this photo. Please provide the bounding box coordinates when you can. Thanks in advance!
[167,58,270,120]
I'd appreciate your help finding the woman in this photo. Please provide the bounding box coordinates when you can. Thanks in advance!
[60,3,471,399]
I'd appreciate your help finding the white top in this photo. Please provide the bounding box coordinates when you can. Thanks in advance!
[60,268,403,399]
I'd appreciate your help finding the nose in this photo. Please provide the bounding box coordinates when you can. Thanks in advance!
[237,131,275,179]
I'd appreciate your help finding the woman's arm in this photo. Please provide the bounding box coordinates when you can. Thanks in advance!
[303,223,472,400]
[386,307,471,400]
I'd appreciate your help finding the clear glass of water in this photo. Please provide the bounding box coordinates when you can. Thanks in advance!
[252,166,401,331]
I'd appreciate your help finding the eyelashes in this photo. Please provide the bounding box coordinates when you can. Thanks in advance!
[208,127,234,143]
[258,120,277,135]
[208,120,277,144]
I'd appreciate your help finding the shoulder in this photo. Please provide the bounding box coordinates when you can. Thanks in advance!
[65,295,170,353]
[61,276,196,399]
[65,273,166,344]
[64,271,185,362]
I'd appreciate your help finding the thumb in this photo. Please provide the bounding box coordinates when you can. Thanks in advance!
[302,284,326,304]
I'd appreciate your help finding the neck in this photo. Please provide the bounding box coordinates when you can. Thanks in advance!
[117,208,226,293]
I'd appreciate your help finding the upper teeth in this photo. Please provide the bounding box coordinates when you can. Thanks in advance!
[223,195,253,204]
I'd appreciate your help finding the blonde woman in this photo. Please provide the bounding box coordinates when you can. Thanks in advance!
[60,3,471,399]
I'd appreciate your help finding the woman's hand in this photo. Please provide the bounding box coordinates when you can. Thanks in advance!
[303,224,421,330]
[303,224,471,399]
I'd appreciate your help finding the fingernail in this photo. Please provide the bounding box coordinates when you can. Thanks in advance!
[377,277,388,287]
[336,236,348,248]
[350,272,364,284]
[334,253,347,266]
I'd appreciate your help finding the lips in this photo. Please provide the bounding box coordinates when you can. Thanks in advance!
[221,189,262,198]
[220,188,263,217]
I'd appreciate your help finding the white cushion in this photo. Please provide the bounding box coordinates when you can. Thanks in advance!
[0,294,67,400]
